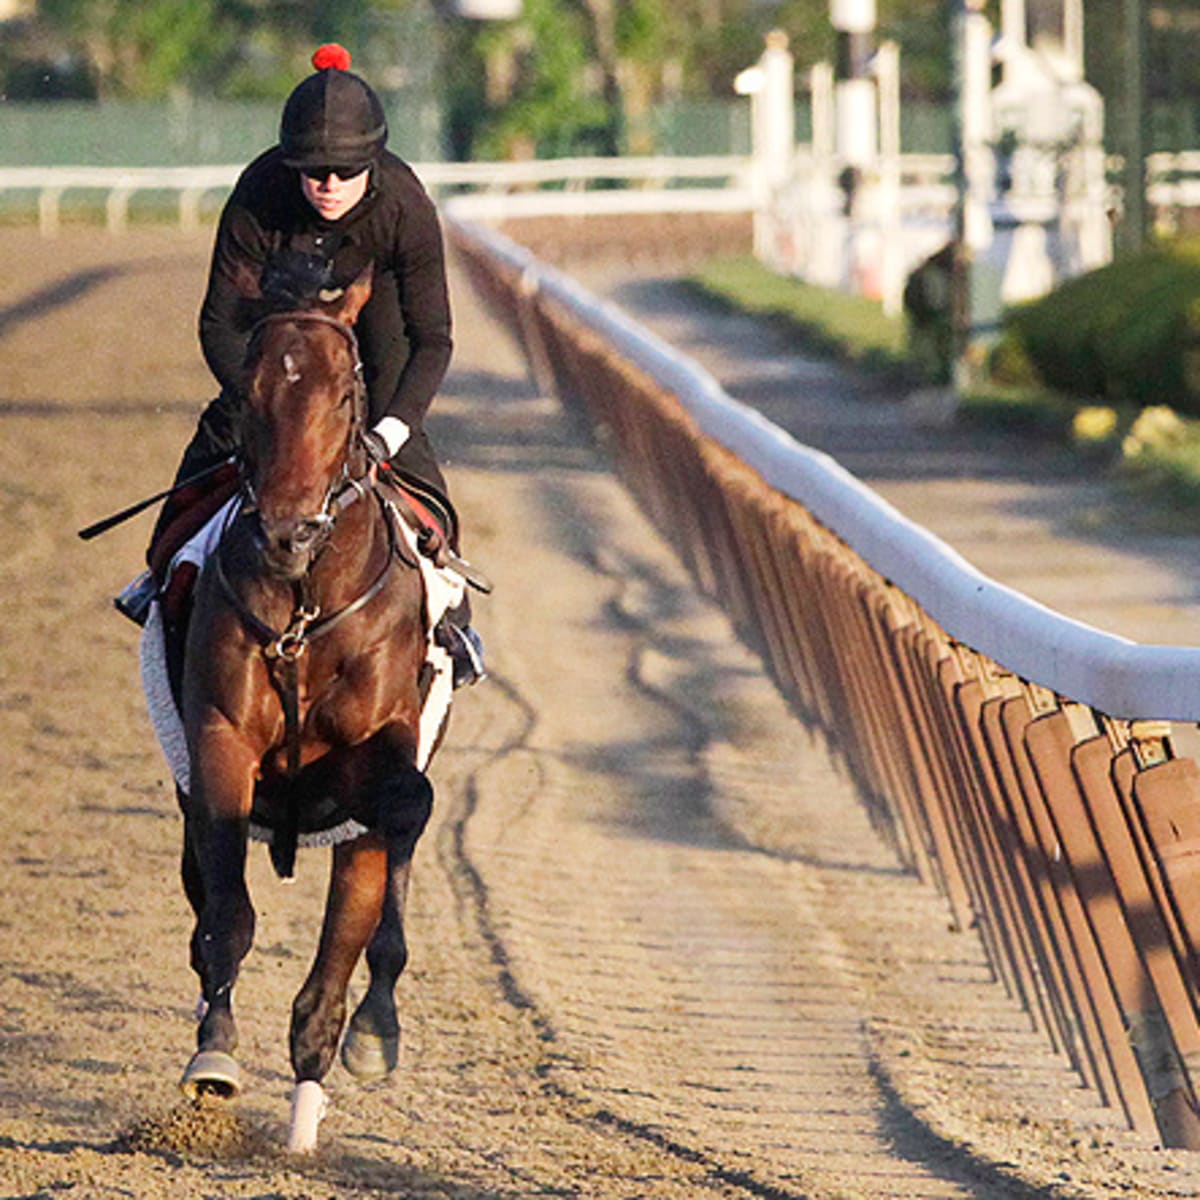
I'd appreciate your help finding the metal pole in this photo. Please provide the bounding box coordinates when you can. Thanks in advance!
[1063,0,1084,80]
[1119,0,1149,253]
[949,0,971,386]
[832,0,878,200]
[832,0,878,294]
[875,41,903,316]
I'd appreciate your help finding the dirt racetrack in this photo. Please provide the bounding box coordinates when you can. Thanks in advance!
[4,226,1200,1200]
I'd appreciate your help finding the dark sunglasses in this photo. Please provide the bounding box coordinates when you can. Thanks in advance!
[300,164,369,182]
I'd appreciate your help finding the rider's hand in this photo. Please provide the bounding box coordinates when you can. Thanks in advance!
[371,417,410,458]
[364,418,409,483]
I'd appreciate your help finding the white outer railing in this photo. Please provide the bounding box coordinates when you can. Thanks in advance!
[0,157,755,235]
[0,165,244,234]
[8,151,1197,238]
[444,207,1200,722]
[1147,151,1200,228]
[443,195,1200,1156]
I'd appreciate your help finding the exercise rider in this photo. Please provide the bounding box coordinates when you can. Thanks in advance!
[116,43,484,686]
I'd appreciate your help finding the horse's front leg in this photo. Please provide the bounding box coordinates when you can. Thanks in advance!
[283,753,431,1152]
[180,728,258,1099]
[280,829,388,1153]
[290,832,389,1083]
[341,761,434,1082]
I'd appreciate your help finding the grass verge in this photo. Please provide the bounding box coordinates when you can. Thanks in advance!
[687,253,1200,518]
[686,255,916,383]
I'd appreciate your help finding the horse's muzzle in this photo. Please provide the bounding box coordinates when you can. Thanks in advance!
[254,512,334,578]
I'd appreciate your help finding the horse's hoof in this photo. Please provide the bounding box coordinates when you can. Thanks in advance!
[340,1027,399,1081]
[179,1049,242,1099]
[287,1080,327,1153]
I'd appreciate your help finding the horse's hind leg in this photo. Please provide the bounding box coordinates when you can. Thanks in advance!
[341,857,414,1080]
[342,766,434,1082]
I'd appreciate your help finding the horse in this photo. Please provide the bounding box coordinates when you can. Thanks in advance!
[172,264,449,1151]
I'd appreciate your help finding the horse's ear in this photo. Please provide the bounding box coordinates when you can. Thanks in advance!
[322,264,373,325]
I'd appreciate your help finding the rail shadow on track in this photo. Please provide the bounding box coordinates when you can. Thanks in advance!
[0,252,195,341]
[0,266,126,338]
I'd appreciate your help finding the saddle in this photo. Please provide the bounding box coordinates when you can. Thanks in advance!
[148,463,236,574]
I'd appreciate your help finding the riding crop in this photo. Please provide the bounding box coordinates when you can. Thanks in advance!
[77,456,237,541]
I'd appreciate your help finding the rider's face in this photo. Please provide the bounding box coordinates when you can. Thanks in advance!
[299,166,370,221]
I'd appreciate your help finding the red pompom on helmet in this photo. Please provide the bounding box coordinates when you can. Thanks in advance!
[312,43,352,72]
[280,45,388,169]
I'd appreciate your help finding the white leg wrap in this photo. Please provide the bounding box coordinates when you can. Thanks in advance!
[287,1079,328,1153]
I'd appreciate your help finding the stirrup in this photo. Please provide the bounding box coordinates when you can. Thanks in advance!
[114,569,158,627]
[437,621,487,688]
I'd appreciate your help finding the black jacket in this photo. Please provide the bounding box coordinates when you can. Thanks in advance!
[199,146,453,433]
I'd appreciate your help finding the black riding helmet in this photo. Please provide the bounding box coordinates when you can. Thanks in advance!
[279,44,387,170]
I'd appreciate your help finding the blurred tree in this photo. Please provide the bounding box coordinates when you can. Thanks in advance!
[443,0,609,157]
[8,0,1193,165]
[11,0,433,99]
[442,0,967,160]
[32,0,240,97]
[445,0,803,158]
[1086,0,1200,150]
[1146,1,1200,148]
[0,16,98,98]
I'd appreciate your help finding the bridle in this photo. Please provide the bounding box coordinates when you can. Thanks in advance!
[237,309,371,555]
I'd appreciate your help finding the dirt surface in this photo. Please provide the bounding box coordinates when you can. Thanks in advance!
[4,226,1200,1199]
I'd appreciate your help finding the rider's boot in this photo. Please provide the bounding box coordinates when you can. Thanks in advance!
[114,569,159,627]
[436,619,487,688]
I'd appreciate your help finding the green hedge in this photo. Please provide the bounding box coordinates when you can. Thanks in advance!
[1003,237,1200,416]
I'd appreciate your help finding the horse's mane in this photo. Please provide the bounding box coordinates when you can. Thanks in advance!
[259,249,336,309]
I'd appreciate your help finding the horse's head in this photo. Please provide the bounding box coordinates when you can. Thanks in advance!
[240,265,373,580]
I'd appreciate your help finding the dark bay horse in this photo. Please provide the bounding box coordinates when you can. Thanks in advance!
[176,266,440,1150]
